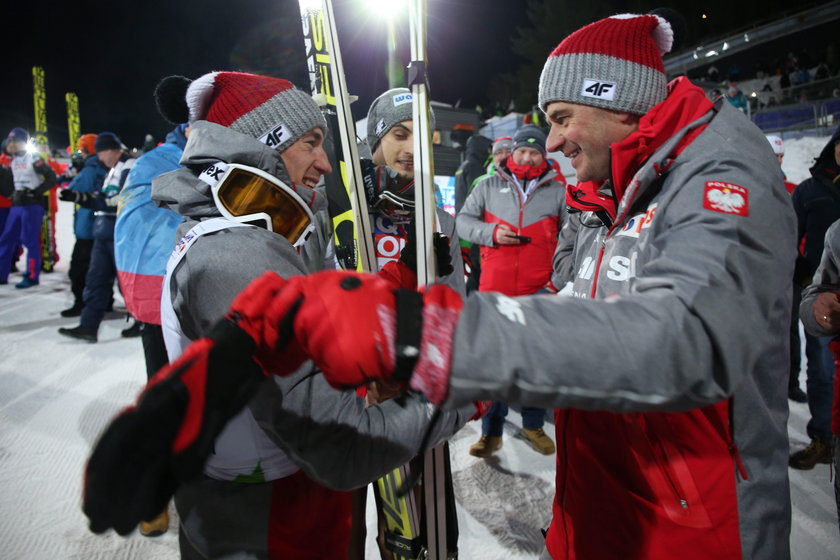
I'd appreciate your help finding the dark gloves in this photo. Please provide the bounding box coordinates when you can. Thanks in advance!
[82,271,323,535]
[399,219,454,278]
[59,189,94,204]
[58,188,78,202]
[83,320,268,535]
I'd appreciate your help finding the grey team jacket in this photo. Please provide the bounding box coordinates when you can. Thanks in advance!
[153,120,473,489]
[443,99,796,559]
[801,219,840,339]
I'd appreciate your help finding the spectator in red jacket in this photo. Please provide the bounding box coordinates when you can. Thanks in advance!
[456,124,568,457]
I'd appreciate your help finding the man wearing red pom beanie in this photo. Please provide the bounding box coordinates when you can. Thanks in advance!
[230,13,794,559]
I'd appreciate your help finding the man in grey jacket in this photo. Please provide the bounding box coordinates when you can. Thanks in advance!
[799,219,840,535]
[82,71,475,555]
[246,12,795,560]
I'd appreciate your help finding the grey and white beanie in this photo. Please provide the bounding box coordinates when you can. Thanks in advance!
[538,14,673,116]
[366,87,435,152]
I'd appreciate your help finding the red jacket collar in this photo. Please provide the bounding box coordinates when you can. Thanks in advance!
[567,78,714,221]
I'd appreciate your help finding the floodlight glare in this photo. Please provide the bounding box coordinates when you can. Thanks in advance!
[364,0,407,19]
[299,0,321,12]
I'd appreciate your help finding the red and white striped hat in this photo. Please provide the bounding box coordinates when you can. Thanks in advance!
[538,14,673,116]
[186,71,326,152]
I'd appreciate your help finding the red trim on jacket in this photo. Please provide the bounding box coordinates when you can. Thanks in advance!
[829,339,840,437]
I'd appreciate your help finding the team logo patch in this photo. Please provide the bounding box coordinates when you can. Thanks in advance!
[581,79,616,101]
[392,92,413,106]
[616,203,658,238]
[375,118,387,136]
[703,181,749,217]
[258,123,291,148]
[198,161,229,186]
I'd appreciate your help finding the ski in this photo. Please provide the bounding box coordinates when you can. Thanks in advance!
[297,0,375,273]
[66,92,81,150]
[408,0,459,558]
[373,460,423,559]
[32,66,58,273]
[296,3,424,558]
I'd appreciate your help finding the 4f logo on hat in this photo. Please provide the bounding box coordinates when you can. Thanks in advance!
[259,123,291,148]
[582,79,616,100]
[375,118,387,136]
[703,181,749,217]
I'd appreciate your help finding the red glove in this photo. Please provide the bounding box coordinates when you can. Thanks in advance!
[223,271,309,375]
[264,269,463,404]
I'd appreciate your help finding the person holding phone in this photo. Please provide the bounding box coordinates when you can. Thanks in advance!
[455,124,572,457]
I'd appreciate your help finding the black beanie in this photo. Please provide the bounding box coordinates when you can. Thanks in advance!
[513,125,547,155]
[94,132,122,152]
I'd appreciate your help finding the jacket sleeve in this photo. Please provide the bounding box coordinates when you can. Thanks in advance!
[31,158,57,197]
[454,168,467,214]
[800,220,840,337]
[437,209,466,297]
[550,209,579,289]
[446,155,797,413]
[68,164,104,193]
[249,369,475,491]
[456,179,497,246]
[173,228,309,340]
[0,165,12,198]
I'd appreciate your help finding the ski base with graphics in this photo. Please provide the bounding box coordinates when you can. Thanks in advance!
[297,0,374,273]
[297,3,427,558]
[408,0,459,557]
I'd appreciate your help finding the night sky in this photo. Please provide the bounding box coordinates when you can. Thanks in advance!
[3,0,530,151]
[3,0,804,152]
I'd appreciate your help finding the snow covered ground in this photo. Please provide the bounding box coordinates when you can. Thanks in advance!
[1,134,839,559]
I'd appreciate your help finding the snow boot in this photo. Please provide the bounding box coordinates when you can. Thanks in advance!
[789,436,833,470]
[61,303,84,318]
[121,320,142,338]
[15,277,39,289]
[788,385,807,403]
[139,509,169,537]
[58,325,98,343]
[469,435,503,458]
[518,428,556,455]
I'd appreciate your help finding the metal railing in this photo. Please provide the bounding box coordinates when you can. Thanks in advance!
[751,97,840,132]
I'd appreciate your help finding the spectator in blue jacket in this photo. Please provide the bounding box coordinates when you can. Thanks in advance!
[115,120,186,378]
[58,133,135,342]
[58,134,108,316]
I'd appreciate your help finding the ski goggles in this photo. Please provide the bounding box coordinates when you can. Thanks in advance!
[208,163,315,247]
[373,189,415,220]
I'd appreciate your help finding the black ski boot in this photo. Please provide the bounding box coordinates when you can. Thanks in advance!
[58,325,98,343]
[61,302,84,318]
